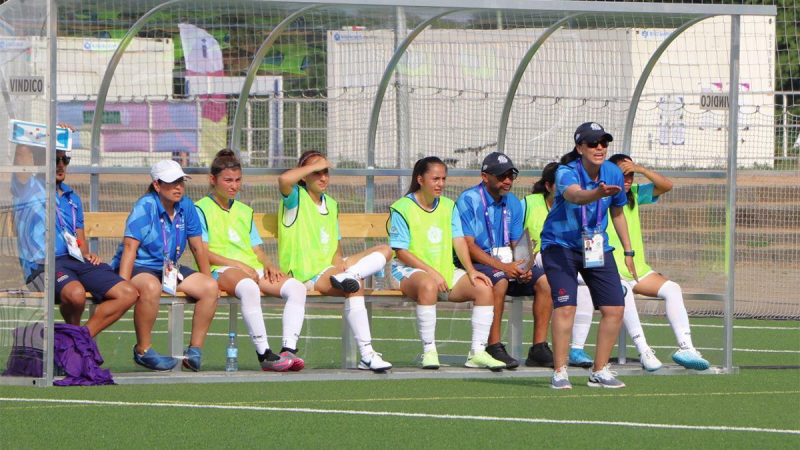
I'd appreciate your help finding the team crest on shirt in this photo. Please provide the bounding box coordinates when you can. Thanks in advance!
[228,227,241,243]
[427,225,443,244]
[320,228,330,244]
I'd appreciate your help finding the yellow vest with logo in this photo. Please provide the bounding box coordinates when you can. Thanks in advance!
[195,196,263,273]
[390,195,456,288]
[278,187,339,282]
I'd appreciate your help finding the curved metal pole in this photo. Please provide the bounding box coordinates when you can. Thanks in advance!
[365,8,464,164]
[496,13,584,154]
[89,0,188,157]
[230,4,322,153]
[621,15,712,155]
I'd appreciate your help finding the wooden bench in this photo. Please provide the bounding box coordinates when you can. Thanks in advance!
[78,212,535,370]
[3,212,722,370]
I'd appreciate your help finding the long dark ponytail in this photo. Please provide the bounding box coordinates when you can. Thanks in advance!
[560,148,581,165]
[608,153,635,210]
[406,156,447,195]
[531,162,559,199]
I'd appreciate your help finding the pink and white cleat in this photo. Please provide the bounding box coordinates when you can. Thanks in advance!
[280,350,305,371]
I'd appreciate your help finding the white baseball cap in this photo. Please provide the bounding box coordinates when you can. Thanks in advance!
[151,160,191,183]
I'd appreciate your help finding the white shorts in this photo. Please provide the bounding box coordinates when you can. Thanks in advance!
[213,266,264,281]
[622,270,655,287]
[389,261,466,300]
[303,266,334,291]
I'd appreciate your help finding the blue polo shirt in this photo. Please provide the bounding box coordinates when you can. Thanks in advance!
[540,160,627,252]
[456,183,523,253]
[55,183,85,257]
[11,174,47,279]
[388,194,464,249]
[111,192,202,270]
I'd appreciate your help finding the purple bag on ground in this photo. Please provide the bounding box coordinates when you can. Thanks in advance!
[2,322,44,378]
[53,323,115,386]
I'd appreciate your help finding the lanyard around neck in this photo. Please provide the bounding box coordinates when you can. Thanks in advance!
[160,211,183,263]
[478,184,509,249]
[575,160,604,231]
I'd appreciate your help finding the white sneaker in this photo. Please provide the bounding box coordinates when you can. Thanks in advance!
[330,272,361,294]
[358,352,392,371]
[551,365,572,390]
[588,364,626,389]
[639,348,663,372]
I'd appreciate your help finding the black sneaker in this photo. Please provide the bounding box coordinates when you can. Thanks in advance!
[485,343,519,369]
[525,342,554,368]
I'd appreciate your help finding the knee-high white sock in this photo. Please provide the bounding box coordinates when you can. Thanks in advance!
[416,305,437,352]
[236,278,269,354]
[622,281,649,354]
[471,305,494,354]
[280,278,306,351]
[346,252,387,279]
[659,280,694,350]
[571,285,593,350]
[344,296,374,359]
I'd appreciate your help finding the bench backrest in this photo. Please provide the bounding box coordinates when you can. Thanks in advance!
[80,212,391,239]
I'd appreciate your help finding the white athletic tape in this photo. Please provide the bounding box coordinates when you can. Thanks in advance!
[0,397,797,435]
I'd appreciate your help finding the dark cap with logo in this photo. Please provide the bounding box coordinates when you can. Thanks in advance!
[481,152,519,176]
[574,122,614,144]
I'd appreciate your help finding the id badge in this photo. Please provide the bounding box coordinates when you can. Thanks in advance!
[491,246,514,264]
[582,231,604,268]
[162,260,178,295]
[63,231,84,263]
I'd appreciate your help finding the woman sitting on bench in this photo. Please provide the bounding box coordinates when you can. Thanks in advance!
[277,150,393,372]
[112,160,219,372]
[388,156,503,371]
[196,149,303,372]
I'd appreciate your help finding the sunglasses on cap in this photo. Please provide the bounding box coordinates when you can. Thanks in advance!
[56,155,71,165]
[584,140,610,149]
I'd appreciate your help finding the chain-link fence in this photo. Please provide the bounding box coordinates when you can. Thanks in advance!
[0,0,796,381]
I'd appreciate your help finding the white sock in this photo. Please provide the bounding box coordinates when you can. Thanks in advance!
[571,285,593,350]
[416,304,437,352]
[344,296,374,359]
[235,278,269,354]
[470,305,494,354]
[659,280,694,350]
[280,278,306,351]
[622,281,649,354]
[345,252,387,279]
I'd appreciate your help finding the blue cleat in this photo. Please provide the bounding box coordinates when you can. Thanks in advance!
[672,348,710,371]
[182,346,203,372]
[568,348,594,368]
[133,346,178,371]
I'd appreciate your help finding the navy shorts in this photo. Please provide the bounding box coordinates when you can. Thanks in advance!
[128,265,197,284]
[541,246,624,310]
[472,263,545,297]
[55,256,125,303]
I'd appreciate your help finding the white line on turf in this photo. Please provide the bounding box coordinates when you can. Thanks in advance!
[222,390,800,406]
[0,397,797,435]
[0,327,797,353]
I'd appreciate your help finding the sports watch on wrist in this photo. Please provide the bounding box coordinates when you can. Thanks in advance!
[623,250,635,257]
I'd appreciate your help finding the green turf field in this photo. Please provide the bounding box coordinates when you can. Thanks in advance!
[1,307,798,448]
[1,370,798,448]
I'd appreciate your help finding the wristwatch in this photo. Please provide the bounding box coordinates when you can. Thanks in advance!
[623,251,635,257]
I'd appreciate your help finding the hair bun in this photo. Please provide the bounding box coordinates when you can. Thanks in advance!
[215,148,236,158]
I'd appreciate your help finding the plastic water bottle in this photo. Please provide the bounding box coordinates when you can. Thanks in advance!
[226,332,238,372]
